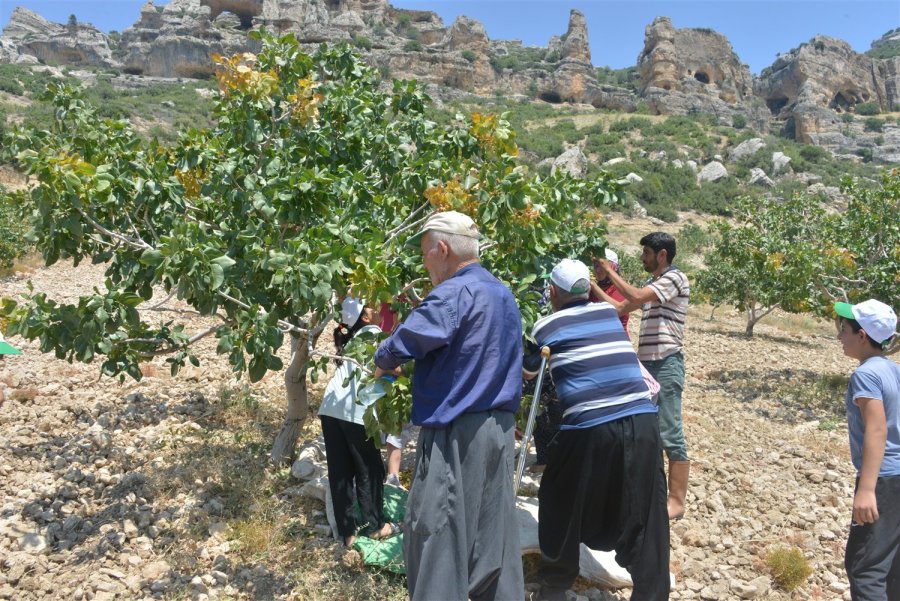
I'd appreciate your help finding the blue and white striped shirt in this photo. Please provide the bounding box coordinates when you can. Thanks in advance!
[531,300,656,429]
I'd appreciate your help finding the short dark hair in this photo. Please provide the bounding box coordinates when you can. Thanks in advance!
[840,317,886,351]
[640,232,676,263]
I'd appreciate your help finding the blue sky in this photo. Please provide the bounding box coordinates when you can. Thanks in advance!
[1,1,897,74]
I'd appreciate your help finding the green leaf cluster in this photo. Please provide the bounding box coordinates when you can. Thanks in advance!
[1,32,624,433]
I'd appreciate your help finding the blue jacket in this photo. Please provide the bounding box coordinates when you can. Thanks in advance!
[374,263,523,428]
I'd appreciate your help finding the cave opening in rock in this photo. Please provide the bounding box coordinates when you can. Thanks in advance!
[202,0,260,30]
[694,71,710,84]
[539,91,562,103]
[766,96,788,115]
[830,91,853,112]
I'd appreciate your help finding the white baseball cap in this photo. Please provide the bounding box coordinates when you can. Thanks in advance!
[407,210,481,247]
[604,248,619,265]
[341,297,366,326]
[834,299,897,345]
[550,259,591,295]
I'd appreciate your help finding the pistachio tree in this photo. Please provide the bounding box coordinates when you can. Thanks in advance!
[695,193,824,337]
[1,32,624,464]
[697,170,899,347]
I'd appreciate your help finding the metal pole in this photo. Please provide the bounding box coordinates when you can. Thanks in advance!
[515,346,550,494]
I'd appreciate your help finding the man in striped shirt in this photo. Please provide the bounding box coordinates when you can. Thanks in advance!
[527,259,669,601]
[593,232,691,521]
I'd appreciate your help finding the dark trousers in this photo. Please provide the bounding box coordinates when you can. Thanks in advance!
[320,415,386,538]
[537,412,670,601]
[845,474,900,601]
[404,410,524,601]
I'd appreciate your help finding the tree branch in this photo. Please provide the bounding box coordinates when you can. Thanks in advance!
[383,213,430,248]
[75,206,152,250]
[310,350,372,376]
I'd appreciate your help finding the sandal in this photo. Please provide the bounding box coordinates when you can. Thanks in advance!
[369,521,402,540]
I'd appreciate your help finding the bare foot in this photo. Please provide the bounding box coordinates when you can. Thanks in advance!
[344,535,357,548]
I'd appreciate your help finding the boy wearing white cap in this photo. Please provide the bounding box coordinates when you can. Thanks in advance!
[834,299,899,600]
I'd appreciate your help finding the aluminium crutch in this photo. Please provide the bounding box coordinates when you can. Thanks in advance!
[515,345,550,494]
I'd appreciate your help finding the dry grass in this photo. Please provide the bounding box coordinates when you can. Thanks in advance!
[10,386,38,402]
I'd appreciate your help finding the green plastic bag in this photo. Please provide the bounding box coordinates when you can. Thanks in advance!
[352,486,407,573]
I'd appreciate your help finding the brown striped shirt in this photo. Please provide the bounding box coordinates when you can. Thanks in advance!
[638,267,689,361]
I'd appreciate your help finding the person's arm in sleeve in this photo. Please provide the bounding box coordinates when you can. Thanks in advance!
[592,258,658,312]
[374,294,455,373]
[853,395,887,524]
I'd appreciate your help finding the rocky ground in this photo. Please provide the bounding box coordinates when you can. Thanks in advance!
[0,247,862,600]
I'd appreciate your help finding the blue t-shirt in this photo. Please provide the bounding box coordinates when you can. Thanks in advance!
[845,355,900,477]
[374,263,523,428]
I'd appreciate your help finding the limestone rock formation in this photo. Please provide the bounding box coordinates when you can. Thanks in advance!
[755,35,900,161]
[551,146,588,178]
[0,7,115,67]
[636,16,768,131]
[698,161,728,183]
[748,168,774,187]
[728,138,765,162]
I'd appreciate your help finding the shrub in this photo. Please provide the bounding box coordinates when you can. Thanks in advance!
[609,116,652,133]
[0,77,25,96]
[646,203,679,222]
[767,547,813,591]
[864,117,885,132]
[855,101,881,116]
[732,114,746,129]
[799,145,829,163]
[840,113,854,123]
[461,50,476,63]
[352,35,372,51]
[403,40,422,52]
[0,189,31,271]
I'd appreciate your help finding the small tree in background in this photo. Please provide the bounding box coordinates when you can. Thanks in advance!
[697,169,900,350]
[696,194,822,337]
[1,32,625,464]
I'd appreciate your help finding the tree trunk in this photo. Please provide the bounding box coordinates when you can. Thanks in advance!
[270,335,310,465]
[745,307,757,337]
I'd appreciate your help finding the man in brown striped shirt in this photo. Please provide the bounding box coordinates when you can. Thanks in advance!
[592,232,691,521]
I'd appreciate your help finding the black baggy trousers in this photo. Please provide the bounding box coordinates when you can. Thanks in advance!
[320,415,386,539]
[845,474,900,601]
[537,412,670,601]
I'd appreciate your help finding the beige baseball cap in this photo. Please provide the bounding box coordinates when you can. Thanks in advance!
[406,211,481,248]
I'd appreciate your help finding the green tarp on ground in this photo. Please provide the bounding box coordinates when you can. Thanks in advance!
[352,485,407,573]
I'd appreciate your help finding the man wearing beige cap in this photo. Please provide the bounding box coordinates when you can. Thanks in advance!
[374,211,524,601]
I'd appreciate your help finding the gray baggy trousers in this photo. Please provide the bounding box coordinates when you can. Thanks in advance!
[404,410,524,601]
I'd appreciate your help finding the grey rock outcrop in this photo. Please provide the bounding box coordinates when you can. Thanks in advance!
[118,0,251,77]
[772,152,792,175]
[1,7,115,67]
[755,35,900,162]
[551,146,588,178]
[636,17,769,131]
[728,138,765,162]
[698,161,728,183]
[748,168,775,187]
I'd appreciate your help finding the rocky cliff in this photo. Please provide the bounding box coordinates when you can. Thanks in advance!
[2,2,898,163]
[754,36,900,160]
[0,7,115,67]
